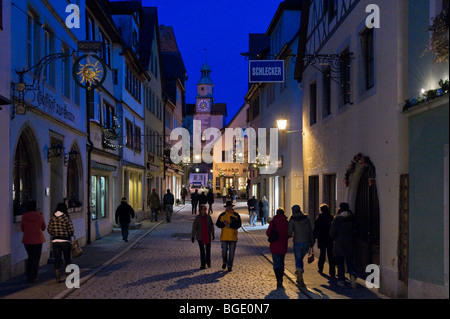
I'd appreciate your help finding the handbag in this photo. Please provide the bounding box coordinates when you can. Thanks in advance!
[307,247,314,263]
[267,221,279,243]
[72,236,83,259]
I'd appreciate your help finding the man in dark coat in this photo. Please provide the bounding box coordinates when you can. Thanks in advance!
[247,196,259,226]
[163,189,175,223]
[199,191,208,206]
[330,202,357,287]
[115,198,135,242]
[206,189,215,215]
[191,189,199,215]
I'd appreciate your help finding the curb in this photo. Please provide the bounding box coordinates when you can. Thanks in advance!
[53,205,188,299]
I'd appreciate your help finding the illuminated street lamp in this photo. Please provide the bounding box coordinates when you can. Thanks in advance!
[277,116,288,131]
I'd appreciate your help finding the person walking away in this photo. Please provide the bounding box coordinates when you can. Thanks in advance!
[149,188,161,222]
[330,202,358,288]
[207,189,215,215]
[20,201,46,282]
[191,189,199,215]
[47,202,74,283]
[115,198,135,242]
[215,201,242,272]
[222,186,228,204]
[260,196,269,226]
[191,204,215,269]
[181,186,188,205]
[163,189,175,223]
[247,195,259,226]
[314,204,336,277]
[266,208,290,289]
[288,205,314,288]
[199,191,208,207]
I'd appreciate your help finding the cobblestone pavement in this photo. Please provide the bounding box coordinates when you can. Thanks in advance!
[67,202,307,299]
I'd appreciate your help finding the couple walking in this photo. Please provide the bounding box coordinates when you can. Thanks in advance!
[191,201,241,271]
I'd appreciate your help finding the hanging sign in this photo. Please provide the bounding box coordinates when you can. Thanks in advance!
[249,60,284,83]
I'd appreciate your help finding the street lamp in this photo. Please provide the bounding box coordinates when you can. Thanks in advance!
[276,117,288,131]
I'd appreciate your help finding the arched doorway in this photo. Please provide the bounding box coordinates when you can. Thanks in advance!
[354,168,380,274]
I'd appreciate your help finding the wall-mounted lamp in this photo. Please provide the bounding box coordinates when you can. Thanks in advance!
[48,144,65,161]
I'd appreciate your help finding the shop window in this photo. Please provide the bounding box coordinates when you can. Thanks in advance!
[91,175,108,220]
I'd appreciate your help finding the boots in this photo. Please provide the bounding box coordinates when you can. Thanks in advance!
[296,269,306,288]
[55,269,61,283]
[274,269,284,289]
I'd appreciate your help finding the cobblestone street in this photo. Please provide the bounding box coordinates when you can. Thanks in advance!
[67,202,307,299]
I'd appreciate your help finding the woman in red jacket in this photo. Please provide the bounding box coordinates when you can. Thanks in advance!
[266,208,290,289]
[20,201,46,282]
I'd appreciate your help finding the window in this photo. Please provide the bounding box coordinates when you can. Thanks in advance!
[104,102,115,129]
[310,81,317,125]
[126,119,133,148]
[323,67,331,117]
[100,31,111,67]
[0,0,3,29]
[67,148,81,208]
[13,135,34,217]
[361,28,374,91]
[91,175,108,220]
[73,55,80,105]
[308,176,319,221]
[86,16,95,40]
[62,45,71,98]
[323,174,336,215]
[44,28,56,87]
[27,8,41,68]
[125,65,141,101]
[134,125,141,152]
[339,48,351,105]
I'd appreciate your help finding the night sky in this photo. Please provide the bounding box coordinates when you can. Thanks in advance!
[143,0,284,124]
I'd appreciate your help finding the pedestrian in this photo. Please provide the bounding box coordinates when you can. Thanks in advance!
[191,204,215,269]
[181,186,188,205]
[330,202,358,288]
[260,196,269,226]
[47,202,74,283]
[163,189,175,223]
[215,200,242,272]
[247,195,259,226]
[149,188,161,222]
[115,197,135,242]
[20,200,46,282]
[287,205,314,288]
[231,187,237,203]
[191,189,199,215]
[199,191,208,206]
[222,186,228,204]
[266,208,290,289]
[313,203,336,277]
[207,188,215,215]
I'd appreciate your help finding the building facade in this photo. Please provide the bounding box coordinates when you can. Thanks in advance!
[9,0,88,277]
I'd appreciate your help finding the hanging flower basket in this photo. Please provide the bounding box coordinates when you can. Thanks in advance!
[344,153,376,187]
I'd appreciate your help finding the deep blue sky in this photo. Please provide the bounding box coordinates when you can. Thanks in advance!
[143,0,284,124]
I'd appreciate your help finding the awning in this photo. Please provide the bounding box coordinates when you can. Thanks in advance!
[92,161,117,172]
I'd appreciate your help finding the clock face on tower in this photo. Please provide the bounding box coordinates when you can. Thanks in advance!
[197,99,210,112]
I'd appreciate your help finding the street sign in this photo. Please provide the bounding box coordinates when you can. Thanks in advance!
[249,60,284,83]
[78,41,103,52]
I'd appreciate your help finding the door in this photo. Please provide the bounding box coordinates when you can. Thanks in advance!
[354,168,380,274]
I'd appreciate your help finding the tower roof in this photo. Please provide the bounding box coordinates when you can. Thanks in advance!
[198,50,213,85]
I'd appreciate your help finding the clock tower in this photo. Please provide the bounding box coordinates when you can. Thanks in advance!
[196,55,214,114]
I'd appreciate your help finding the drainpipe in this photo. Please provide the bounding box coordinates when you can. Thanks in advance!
[86,88,94,245]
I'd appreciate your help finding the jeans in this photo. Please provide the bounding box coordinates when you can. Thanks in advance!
[24,244,42,280]
[249,210,257,225]
[151,208,158,221]
[221,241,237,268]
[293,242,310,271]
[335,256,356,281]
[198,241,211,267]
[165,204,173,221]
[272,253,286,271]
[120,223,130,240]
[261,217,267,225]
[52,242,71,271]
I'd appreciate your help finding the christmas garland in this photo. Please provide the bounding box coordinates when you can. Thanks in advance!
[344,153,376,187]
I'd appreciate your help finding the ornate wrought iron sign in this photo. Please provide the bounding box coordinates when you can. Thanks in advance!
[72,54,107,90]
